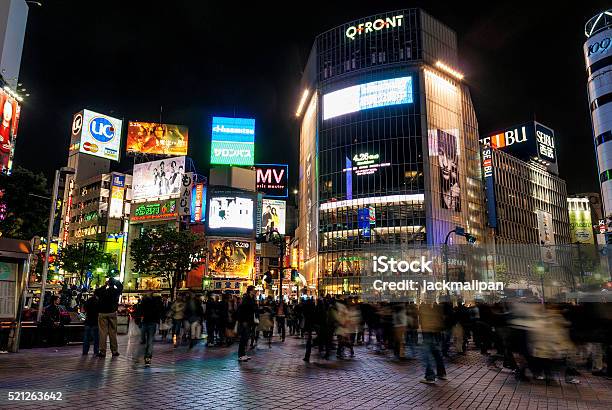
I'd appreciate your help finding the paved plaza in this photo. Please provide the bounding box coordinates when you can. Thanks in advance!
[1,334,611,409]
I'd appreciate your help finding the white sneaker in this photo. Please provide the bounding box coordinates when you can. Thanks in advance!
[0,350,8,354]
[238,356,250,362]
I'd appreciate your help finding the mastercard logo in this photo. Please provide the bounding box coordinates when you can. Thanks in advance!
[83,142,99,153]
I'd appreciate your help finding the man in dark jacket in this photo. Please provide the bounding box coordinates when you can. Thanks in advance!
[138,293,164,366]
[419,300,447,384]
[96,277,123,358]
[82,294,99,355]
[302,297,316,362]
[236,286,256,361]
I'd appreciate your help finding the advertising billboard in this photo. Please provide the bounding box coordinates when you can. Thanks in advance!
[75,109,123,162]
[0,89,21,174]
[431,129,461,212]
[568,199,595,244]
[190,183,206,223]
[536,209,556,263]
[208,193,254,231]
[323,76,412,120]
[178,172,193,217]
[255,164,288,198]
[126,121,188,156]
[108,174,125,219]
[210,117,255,166]
[208,239,253,278]
[481,144,498,228]
[132,156,185,202]
[131,199,177,222]
[261,198,286,235]
[480,121,558,175]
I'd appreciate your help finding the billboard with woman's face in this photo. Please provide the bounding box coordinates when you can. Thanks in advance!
[261,199,286,235]
[0,90,21,174]
[126,121,188,156]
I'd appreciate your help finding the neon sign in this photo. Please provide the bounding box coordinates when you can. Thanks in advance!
[131,199,177,222]
[343,152,391,176]
[345,15,404,40]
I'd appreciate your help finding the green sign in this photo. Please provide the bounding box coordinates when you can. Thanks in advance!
[132,199,177,222]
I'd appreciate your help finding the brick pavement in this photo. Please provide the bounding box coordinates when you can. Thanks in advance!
[0,332,611,409]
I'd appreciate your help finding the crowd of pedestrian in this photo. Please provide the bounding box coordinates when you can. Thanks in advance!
[70,286,612,382]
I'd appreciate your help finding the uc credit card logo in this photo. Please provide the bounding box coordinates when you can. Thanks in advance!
[89,116,115,143]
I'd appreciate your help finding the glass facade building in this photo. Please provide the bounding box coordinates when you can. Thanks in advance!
[296,9,486,294]
[585,10,612,230]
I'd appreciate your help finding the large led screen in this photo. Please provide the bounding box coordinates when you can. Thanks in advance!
[78,109,123,161]
[255,164,288,198]
[261,198,286,235]
[323,76,412,120]
[210,116,255,166]
[132,156,186,202]
[126,121,188,156]
[208,195,254,231]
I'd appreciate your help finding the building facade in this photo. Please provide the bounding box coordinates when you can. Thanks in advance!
[585,10,612,232]
[296,9,487,294]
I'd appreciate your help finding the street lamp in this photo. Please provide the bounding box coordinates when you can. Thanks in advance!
[37,167,75,322]
[443,226,476,296]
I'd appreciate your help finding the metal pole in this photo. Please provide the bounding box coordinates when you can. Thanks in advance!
[444,230,454,297]
[37,170,60,322]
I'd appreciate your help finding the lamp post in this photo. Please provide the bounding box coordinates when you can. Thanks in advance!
[443,226,476,296]
[37,167,75,322]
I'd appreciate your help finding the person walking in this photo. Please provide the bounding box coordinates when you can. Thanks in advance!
[170,295,186,348]
[302,297,316,362]
[274,299,287,342]
[185,293,204,349]
[82,293,99,356]
[138,293,164,366]
[96,277,124,358]
[419,299,447,384]
[236,286,256,362]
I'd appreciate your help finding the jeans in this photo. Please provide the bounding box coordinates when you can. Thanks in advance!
[83,325,99,355]
[98,312,118,355]
[421,332,446,381]
[406,329,418,358]
[276,316,286,341]
[142,322,157,359]
[238,322,250,357]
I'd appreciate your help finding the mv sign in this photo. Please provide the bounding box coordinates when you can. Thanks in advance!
[255,164,288,198]
[346,14,404,40]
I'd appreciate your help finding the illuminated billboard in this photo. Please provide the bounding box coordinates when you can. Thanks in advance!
[480,121,558,175]
[108,174,125,218]
[190,183,206,223]
[208,192,254,232]
[73,109,123,162]
[255,164,288,198]
[261,198,286,235]
[210,117,255,166]
[323,76,412,120]
[568,199,595,244]
[126,121,188,156]
[208,239,253,278]
[131,199,177,222]
[0,89,21,174]
[132,156,185,202]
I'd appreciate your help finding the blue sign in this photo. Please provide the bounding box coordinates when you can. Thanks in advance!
[112,175,125,188]
[323,76,413,120]
[358,208,371,238]
[210,117,255,166]
[89,117,116,143]
[481,145,498,228]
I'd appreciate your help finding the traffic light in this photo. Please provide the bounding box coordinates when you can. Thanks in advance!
[465,233,477,244]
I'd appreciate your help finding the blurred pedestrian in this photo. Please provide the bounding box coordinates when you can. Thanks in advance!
[185,293,204,348]
[82,293,99,356]
[236,286,257,362]
[139,292,164,366]
[419,299,447,384]
[170,294,185,348]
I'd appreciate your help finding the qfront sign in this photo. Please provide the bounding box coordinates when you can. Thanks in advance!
[345,15,404,40]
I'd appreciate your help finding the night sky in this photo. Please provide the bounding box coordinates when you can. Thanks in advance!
[14,1,611,194]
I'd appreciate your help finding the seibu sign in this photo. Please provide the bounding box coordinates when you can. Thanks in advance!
[346,14,404,40]
[255,164,288,198]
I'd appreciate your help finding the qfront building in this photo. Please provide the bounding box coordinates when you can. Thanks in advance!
[295,9,487,294]
[585,10,612,236]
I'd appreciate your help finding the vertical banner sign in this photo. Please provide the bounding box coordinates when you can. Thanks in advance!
[190,183,206,223]
[179,172,193,217]
[536,209,556,263]
[481,145,498,228]
[62,178,74,245]
[109,175,126,218]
